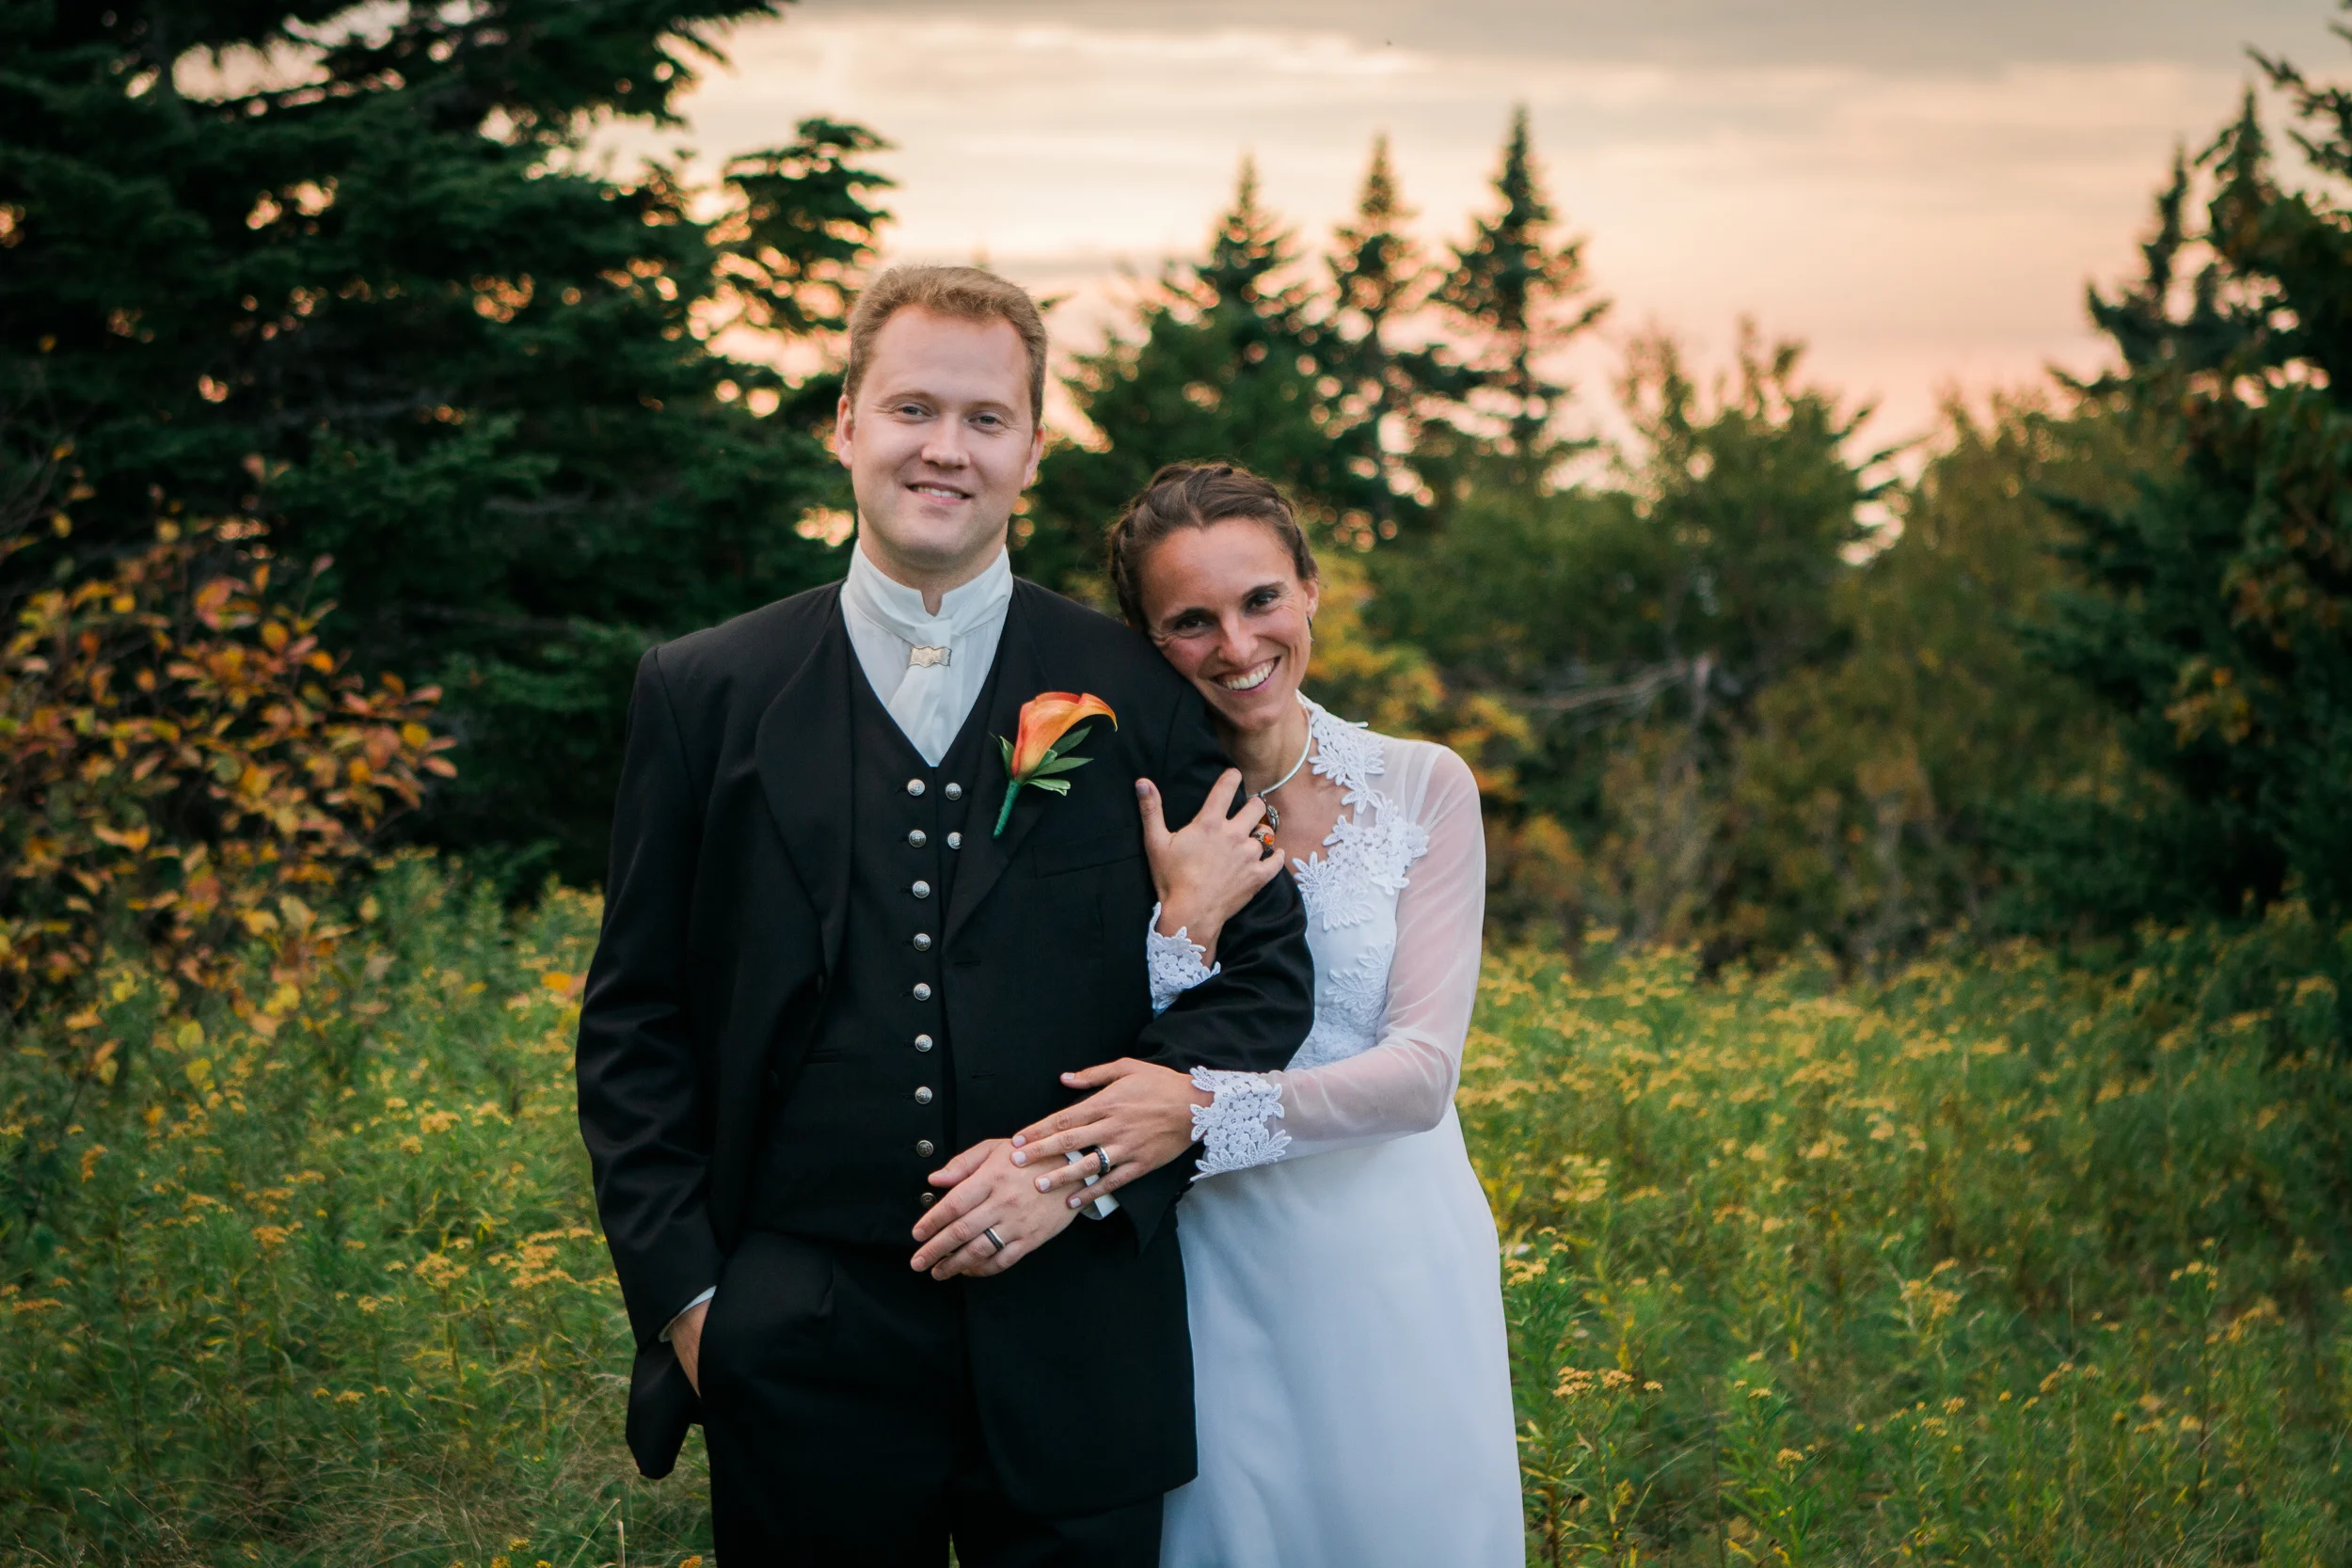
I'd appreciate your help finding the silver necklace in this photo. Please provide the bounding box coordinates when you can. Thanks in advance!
[1252,719,1314,832]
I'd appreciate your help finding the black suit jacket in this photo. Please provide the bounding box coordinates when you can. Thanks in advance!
[576,578,1315,1497]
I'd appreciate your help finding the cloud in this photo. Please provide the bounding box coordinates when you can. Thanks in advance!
[614,2,2316,445]
[755,0,2330,73]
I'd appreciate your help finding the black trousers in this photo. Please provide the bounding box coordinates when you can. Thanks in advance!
[698,1231,1164,1567]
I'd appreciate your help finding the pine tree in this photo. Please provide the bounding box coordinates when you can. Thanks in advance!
[1437,105,1609,486]
[1325,135,1481,538]
[1023,159,1382,590]
[0,3,889,884]
[2082,149,2253,382]
[2019,73,2352,925]
[1199,157,1316,342]
[1328,134,1423,419]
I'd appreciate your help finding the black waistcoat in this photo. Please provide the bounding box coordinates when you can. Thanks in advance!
[747,648,1001,1244]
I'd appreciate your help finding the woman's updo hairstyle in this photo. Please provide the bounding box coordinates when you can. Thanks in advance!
[1105,461,1320,630]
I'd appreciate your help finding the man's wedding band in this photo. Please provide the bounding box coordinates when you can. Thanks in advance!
[982,1226,1008,1255]
[1090,1148,1112,1177]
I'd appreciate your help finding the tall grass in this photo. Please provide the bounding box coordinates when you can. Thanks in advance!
[1,859,703,1567]
[4,862,2347,1563]
[1472,916,2352,1563]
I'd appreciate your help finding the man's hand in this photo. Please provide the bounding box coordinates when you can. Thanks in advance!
[912,1137,1084,1278]
[670,1298,710,1395]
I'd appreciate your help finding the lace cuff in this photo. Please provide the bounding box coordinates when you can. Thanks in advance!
[1146,904,1219,1015]
[1190,1067,1290,1177]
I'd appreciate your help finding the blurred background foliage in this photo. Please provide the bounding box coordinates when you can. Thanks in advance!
[14,0,2349,975]
[1,0,886,889]
[10,0,2352,1560]
[0,515,450,1037]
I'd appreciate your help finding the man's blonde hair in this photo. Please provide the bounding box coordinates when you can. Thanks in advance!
[843,265,1048,427]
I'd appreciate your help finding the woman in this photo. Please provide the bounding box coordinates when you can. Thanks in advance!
[1008,463,1523,1567]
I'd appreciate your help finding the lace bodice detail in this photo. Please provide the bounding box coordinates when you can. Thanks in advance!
[1159,697,1486,1177]
[1288,708,1423,932]
[1281,700,1429,1071]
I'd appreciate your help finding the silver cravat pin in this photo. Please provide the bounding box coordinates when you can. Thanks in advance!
[909,645,951,668]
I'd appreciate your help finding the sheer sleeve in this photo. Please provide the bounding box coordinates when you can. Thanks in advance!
[1193,741,1486,1173]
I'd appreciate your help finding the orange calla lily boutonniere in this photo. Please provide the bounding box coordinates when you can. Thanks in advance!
[995,692,1117,837]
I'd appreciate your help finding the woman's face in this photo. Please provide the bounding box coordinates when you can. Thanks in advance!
[1136,517,1320,736]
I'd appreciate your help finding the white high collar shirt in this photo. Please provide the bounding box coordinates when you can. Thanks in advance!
[837,535,1015,766]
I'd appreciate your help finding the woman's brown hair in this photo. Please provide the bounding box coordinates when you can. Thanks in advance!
[1105,462,1320,630]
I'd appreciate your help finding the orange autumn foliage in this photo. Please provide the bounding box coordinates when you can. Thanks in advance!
[0,517,452,1025]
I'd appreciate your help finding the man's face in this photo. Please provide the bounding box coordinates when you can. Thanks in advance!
[836,307,1042,584]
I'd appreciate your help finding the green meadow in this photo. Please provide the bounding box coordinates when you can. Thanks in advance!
[6,860,2344,1565]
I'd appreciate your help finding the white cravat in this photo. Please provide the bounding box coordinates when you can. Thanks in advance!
[838,538,1014,766]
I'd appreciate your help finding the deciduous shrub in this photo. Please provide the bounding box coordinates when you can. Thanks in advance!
[0,517,451,1080]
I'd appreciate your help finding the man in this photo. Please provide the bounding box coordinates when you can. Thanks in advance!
[576,264,1314,1565]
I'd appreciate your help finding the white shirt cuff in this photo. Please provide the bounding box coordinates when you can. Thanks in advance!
[660,1285,716,1343]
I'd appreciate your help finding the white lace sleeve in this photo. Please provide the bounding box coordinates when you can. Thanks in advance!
[1190,1066,1290,1175]
[1146,903,1219,1015]
[1267,745,1486,1162]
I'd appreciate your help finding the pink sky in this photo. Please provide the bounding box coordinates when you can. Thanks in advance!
[613,0,2336,454]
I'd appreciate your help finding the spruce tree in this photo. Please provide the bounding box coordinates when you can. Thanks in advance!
[1330,140,1417,337]
[2021,75,2352,924]
[1325,135,1479,538]
[1023,159,1382,590]
[1437,105,1609,487]
[0,2,889,884]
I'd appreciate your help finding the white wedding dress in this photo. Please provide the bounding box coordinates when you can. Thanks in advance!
[1147,697,1523,1568]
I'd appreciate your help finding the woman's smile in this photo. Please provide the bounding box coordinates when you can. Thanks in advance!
[1216,657,1279,692]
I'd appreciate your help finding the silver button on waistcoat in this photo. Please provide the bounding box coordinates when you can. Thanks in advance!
[912,981,932,1001]
[915,1139,935,1157]
[914,1085,933,1105]
[912,932,932,952]
[906,778,926,798]
[914,1034,934,1053]
[946,832,962,849]
[907,829,928,847]
[911,879,931,899]
[944,782,963,801]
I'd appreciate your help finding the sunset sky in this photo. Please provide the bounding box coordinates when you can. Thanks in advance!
[619,0,2337,450]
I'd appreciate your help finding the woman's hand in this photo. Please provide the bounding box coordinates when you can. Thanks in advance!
[910,1137,1084,1279]
[1007,1058,1213,1201]
[1139,769,1282,963]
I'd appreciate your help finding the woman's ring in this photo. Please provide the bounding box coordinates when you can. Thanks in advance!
[1090,1147,1113,1178]
[982,1226,1008,1255]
